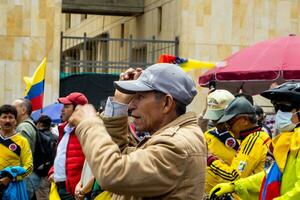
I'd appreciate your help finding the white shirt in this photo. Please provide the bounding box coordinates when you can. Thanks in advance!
[53,124,73,182]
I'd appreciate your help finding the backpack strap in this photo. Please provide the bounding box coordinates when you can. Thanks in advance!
[23,120,37,132]
[208,129,240,151]
[23,120,40,143]
[24,120,55,150]
[0,136,21,157]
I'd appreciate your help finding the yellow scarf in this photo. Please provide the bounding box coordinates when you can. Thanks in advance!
[273,127,300,172]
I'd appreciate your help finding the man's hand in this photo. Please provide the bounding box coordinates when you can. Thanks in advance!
[48,173,54,182]
[75,181,85,200]
[207,151,218,166]
[209,182,235,200]
[114,68,143,104]
[0,176,11,186]
[69,104,97,127]
[119,68,142,81]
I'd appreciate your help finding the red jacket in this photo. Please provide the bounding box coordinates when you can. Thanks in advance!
[49,122,85,195]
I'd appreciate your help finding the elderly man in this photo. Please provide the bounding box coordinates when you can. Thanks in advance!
[207,97,271,199]
[70,63,207,199]
[12,98,36,155]
[12,98,38,199]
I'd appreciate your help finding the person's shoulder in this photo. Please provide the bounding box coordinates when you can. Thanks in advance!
[17,122,30,132]
[256,129,271,141]
[18,119,35,129]
[12,133,30,146]
[243,130,270,148]
[173,123,206,149]
[17,120,37,138]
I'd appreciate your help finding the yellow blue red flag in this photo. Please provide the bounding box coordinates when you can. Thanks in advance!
[23,57,46,111]
[158,54,215,71]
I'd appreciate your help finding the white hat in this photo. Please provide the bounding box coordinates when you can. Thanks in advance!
[203,90,235,121]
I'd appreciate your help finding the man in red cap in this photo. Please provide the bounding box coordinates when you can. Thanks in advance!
[48,92,88,200]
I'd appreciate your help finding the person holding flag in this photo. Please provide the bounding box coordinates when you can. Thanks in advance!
[12,58,47,199]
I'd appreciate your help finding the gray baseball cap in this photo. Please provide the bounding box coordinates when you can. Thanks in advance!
[218,97,256,123]
[114,63,197,106]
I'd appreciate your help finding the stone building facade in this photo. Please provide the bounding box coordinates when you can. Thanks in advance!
[2,0,300,113]
[0,0,61,106]
[62,0,300,113]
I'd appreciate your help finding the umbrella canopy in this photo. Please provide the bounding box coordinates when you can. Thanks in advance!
[31,103,63,124]
[199,34,300,95]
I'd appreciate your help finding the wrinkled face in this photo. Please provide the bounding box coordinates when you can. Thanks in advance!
[61,104,75,122]
[0,113,17,135]
[129,91,164,134]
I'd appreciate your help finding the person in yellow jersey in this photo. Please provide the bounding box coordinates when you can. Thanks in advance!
[209,82,300,200]
[207,97,271,199]
[0,104,33,199]
[202,90,238,194]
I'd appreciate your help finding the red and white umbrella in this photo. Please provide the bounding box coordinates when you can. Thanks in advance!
[198,34,300,95]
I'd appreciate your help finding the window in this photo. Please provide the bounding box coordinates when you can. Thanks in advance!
[131,45,147,65]
[65,14,71,30]
[81,14,88,21]
[120,23,125,47]
[157,7,162,33]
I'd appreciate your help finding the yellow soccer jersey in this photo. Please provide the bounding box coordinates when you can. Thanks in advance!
[205,128,238,193]
[209,127,271,183]
[0,132,33,180]
[205,129,237,165]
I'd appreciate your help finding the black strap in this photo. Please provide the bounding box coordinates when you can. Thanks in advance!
[23,120,42,142]
[24,120,56,143]
[208,129,240,151]
[23,120,37,132]
[0,136,21,157]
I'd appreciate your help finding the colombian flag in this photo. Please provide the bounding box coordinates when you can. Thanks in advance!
[158,54,215,72]
[259,162,281,200]
[23,58,46,111]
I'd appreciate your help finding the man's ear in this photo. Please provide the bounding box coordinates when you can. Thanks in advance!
[162,95,176,114]
[21,106,27,115]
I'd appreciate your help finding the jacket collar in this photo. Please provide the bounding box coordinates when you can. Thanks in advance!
[152,112,197,137]
[239,126,262,140]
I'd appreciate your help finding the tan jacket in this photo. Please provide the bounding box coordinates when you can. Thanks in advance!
[76,112,207,200]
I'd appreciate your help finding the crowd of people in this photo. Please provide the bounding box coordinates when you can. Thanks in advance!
[0,63,299,200]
